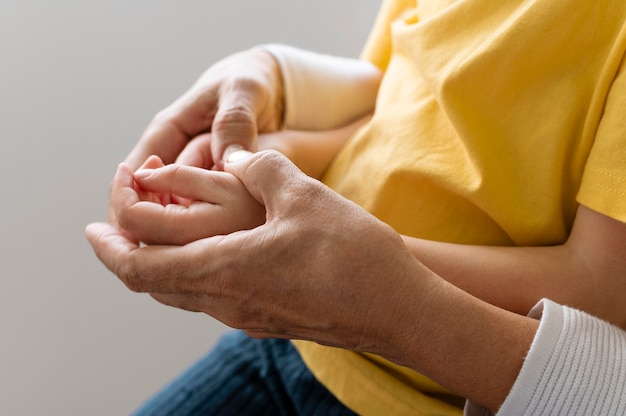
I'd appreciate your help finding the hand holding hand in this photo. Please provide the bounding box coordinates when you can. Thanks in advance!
[124,49,283,171]
[111,155,265,246]
[87,150,433,362]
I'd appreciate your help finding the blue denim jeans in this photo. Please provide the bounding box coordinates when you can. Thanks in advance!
[132,331,357,415]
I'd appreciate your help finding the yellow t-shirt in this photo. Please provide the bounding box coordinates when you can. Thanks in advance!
[294,0,626,415]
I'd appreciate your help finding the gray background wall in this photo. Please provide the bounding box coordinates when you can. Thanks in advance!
[0,2,379,415]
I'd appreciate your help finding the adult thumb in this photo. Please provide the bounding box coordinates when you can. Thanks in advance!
[211,104,259,170]
[223,147,307,210]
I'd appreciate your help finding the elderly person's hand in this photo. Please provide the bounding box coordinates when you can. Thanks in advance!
[86,150,545,412]
[107,48,280,228]
[86,150,428,357]
[124,49,283,172]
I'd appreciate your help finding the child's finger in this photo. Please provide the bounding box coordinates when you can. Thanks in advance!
[138,155,166,170]
[121,200,222,245]
[110,163,141,212]
[133,165,238,203]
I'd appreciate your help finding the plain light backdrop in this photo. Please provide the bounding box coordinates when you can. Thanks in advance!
[0,2,379,415]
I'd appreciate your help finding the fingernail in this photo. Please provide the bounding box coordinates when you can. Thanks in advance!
[224,145,253,163]
[134,169,155,180]
[223,144,244,161]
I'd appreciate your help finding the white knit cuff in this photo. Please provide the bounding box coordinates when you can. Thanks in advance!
[257,44,379,131]
[466,299,626,416]
[492,299,565,416]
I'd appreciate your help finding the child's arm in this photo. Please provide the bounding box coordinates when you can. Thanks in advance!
[401,204,626,328]
[257,115,370,180]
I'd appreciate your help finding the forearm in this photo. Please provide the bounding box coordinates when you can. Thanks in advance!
[394,259,624,414]
[484,299,626,416]
[258,116,370,179]
[402,236,587,314]
[388,265,538,413]
[402,204,626,327]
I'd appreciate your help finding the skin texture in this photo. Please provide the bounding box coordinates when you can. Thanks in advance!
[86,150,538,412]
[118,159,265,246]
[122,49,284,173]
[104,47,284,234]
[402,204,626,330]
[90,140,626,411]
[86,48,626,412]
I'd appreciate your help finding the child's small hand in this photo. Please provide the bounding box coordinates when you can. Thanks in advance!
[111,158,265,246]
[133,155,193,207]
[133,155,172,205]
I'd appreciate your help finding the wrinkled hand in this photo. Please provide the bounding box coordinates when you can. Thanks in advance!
[110,155,265,246]
[124,49,283,172]
[86,151,432,359]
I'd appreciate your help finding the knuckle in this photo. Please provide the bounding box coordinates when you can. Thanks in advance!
[212,109,257,149]
[150,107,170,124]
[168,164,185,186]
[162,207,194,245]
[117,255,144,293]
[229,75,266,97]
[251,150,308,186]
[115,207,133,233]
[147,108,179,134]
[213,106,255,130]
[248,149,283,171]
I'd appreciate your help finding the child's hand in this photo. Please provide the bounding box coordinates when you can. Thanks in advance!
[110,158,265,246]
[133,155,194,207]
[132,155,173,205]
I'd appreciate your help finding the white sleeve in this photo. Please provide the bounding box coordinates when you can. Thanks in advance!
[257,44,380,131]
[465,299,626,416]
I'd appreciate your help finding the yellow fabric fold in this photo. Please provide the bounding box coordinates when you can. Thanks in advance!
[297,1,626,414]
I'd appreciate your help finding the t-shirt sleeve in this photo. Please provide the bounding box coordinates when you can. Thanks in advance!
[359,0,415,70]
[258,44,380,131]
[465,299,626,416]
[255,0,416,131]
[578,55,626,223]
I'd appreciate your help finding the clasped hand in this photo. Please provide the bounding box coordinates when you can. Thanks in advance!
[113,154,265,245]
[86,47,429,363]
[86,149,432,361]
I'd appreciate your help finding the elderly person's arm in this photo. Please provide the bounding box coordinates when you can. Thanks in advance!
[86,150,626,413]
[467,299,626,416]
